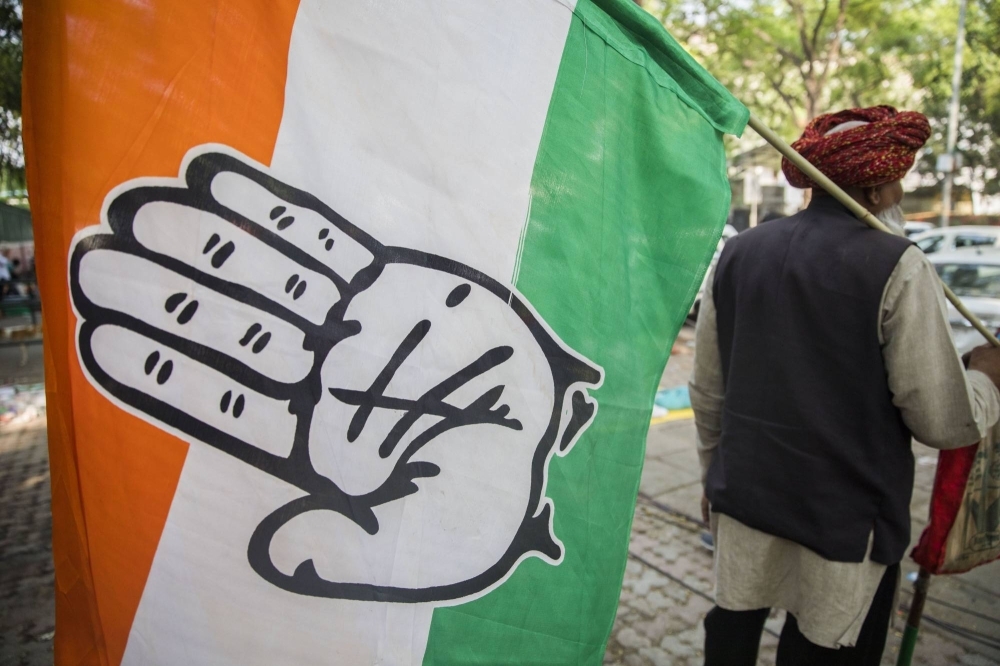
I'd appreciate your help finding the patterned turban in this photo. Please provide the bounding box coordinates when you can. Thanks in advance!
[781,105,931,189]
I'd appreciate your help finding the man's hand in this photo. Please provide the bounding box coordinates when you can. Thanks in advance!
[69,147,603,604]
[967,344,1000,388]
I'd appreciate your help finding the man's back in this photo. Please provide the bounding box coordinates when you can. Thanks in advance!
[693,104,1000,664]
[708,195,914,564]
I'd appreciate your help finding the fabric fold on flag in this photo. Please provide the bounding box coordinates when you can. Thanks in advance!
[25,0,747,663]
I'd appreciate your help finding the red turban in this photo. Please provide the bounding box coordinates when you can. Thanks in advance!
[781,105,931,189]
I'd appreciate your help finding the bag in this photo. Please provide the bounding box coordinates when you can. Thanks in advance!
[912,429,1000,574]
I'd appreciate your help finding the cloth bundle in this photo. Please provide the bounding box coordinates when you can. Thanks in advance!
[912,426,1000,574]
[781,106,931,189]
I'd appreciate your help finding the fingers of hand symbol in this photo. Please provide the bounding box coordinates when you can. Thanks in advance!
[83,324,297,458]
[69,149,384,472]
[129,201,342,325]
[78,249,312,383]
[208,169,375,285]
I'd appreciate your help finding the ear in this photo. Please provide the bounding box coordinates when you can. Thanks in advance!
[864,186,881,207]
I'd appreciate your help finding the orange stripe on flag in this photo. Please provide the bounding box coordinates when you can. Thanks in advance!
[23,2,300,663]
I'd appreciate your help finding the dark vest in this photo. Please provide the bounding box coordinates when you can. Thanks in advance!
[708,196,914,565]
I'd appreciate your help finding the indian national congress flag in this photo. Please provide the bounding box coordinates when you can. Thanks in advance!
[25,0,747,663]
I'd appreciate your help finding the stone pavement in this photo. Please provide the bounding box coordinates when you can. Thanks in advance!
[0,418,54,666]
[603,325,1000,666]
[0,340,44,389]
[0,323,53,666]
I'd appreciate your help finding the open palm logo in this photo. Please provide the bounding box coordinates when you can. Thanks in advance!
[69,146,603,603]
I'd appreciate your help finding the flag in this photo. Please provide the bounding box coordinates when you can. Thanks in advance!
[24,0,747,663]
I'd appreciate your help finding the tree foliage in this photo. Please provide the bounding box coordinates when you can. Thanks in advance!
[653,0,1000,194]
[0,0,21,193]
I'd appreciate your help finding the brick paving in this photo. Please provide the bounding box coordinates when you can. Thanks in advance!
[0,418,54,666]
[605,497,989,666]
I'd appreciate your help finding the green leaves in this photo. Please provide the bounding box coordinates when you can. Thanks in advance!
[652,0,1000,196]
[0,0,21,193]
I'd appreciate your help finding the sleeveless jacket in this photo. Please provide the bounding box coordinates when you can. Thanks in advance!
[708,195,914,564]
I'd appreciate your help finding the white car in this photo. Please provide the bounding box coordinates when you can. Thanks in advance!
[930,248,1000,355]
[903,221,934,238]
[911,226,1000,254]
[690,224,738,318]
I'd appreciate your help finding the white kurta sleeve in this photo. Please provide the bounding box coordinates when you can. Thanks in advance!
[689,262,724,483]
[880,246,1000,449]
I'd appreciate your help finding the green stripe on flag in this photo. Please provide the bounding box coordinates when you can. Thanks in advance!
[424,1,745,663]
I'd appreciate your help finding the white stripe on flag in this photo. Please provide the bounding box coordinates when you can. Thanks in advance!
[121,1,575,665]
[271,0,576,281]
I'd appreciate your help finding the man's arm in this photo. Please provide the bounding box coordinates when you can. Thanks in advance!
[881,246,1000,448]
[689,262,724,481]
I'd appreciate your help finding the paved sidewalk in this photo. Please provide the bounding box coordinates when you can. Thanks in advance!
[604,326,1000,666]
[0,418,54,666]
[0,314,44,383]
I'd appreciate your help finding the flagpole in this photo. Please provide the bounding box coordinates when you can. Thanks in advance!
[896,567,931,666]
[747,114,1000,348]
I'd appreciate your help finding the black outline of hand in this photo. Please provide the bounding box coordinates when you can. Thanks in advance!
[69,147,603,603]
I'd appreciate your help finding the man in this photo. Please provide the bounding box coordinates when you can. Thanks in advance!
[690,105,1000,665]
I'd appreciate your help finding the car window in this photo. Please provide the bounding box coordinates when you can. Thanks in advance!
[935,263,1000,299]
[954,234,997,249]
[916,235,944,253]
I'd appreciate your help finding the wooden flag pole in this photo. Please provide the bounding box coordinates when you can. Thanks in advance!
[896,567,931,666]
[747,114,1000,348]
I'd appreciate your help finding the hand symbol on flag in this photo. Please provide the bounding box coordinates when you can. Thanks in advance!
[68,147,602,603]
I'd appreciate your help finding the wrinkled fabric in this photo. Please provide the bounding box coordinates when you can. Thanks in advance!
[781,106,931,189]
[913,427,1000,574]
[25,0,749,663]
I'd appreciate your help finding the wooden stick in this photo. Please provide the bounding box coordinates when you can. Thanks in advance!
[748,114,1000,348]
[896,567,931,666]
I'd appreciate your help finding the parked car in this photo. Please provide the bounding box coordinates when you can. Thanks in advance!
[689,224,738,318]
[903,221,934,238]
[911,226,1000,254]
[930,248,1000,354]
